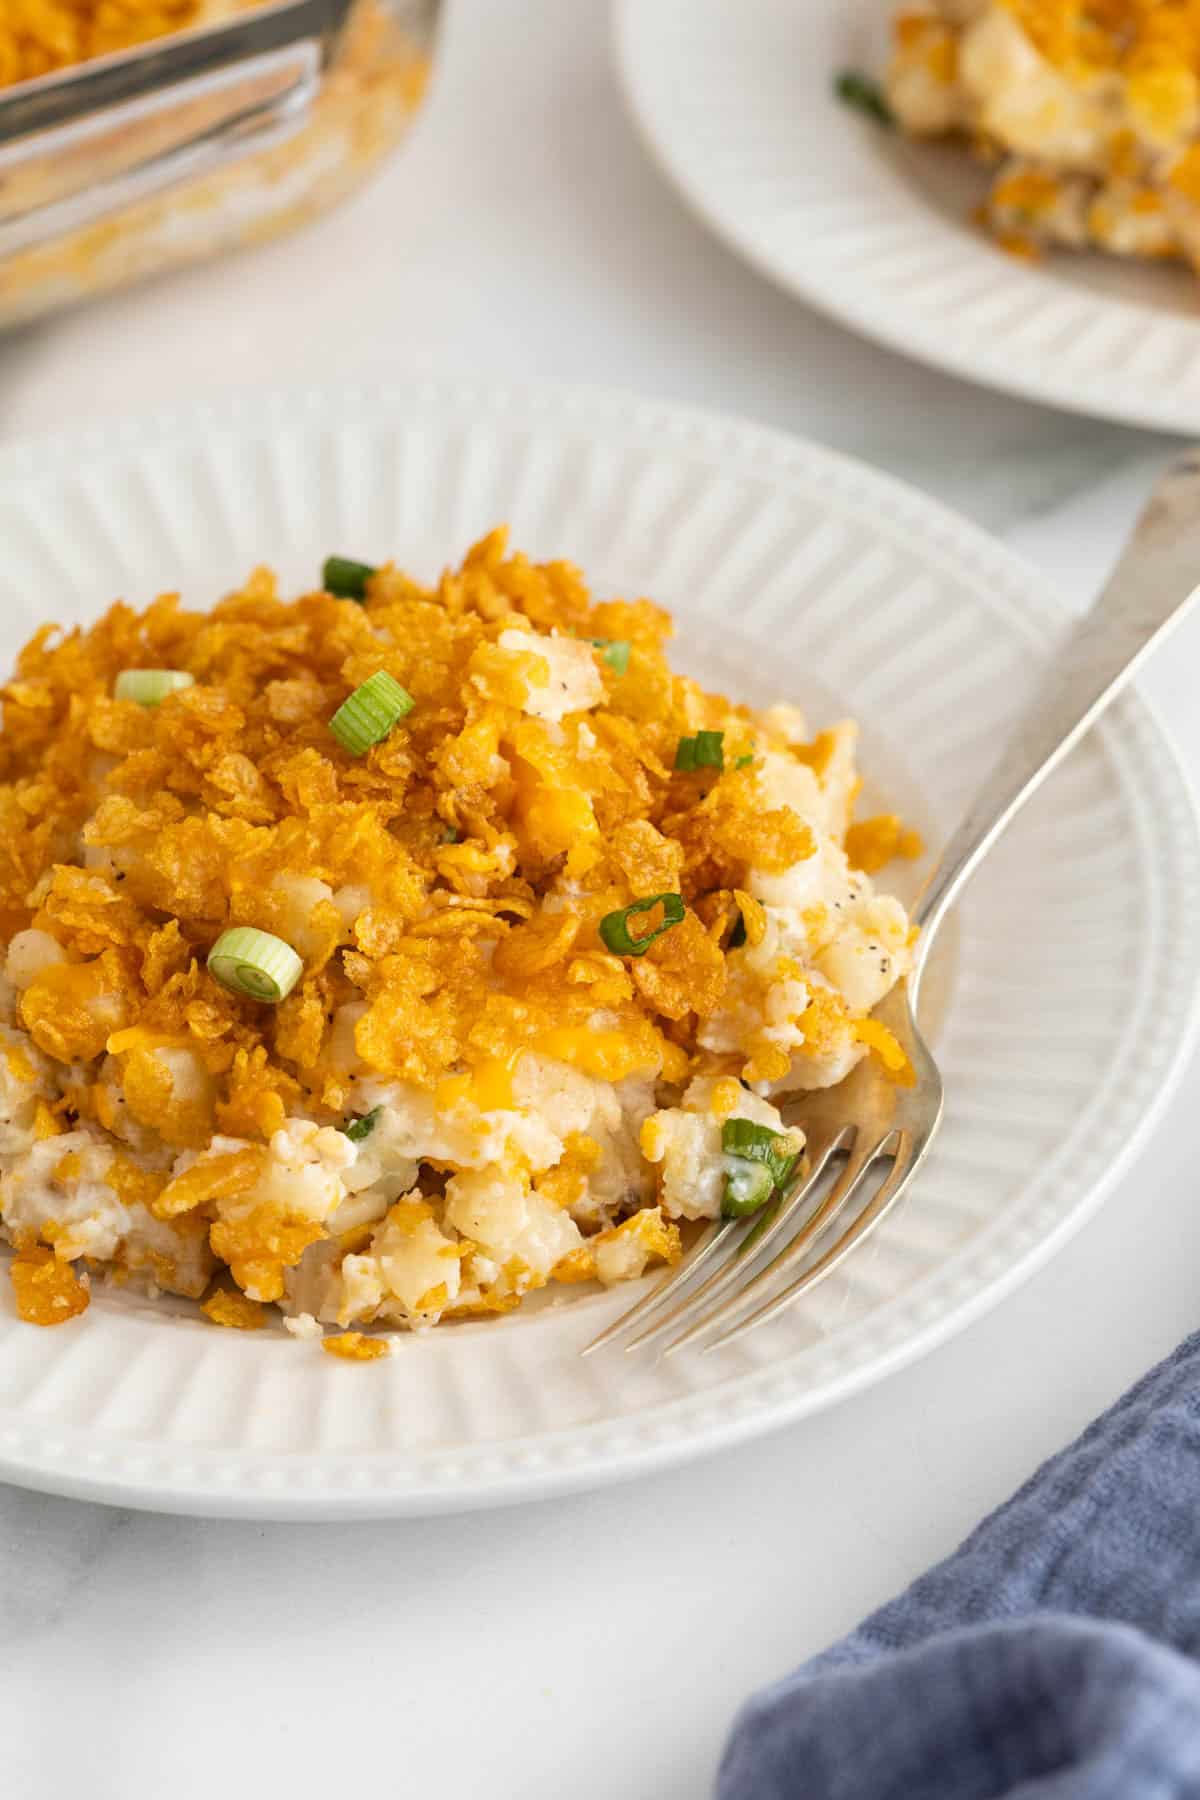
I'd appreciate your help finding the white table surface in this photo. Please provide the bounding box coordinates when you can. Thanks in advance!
[3,3,1200,1795]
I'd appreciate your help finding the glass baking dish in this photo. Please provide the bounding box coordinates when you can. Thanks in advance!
[0,0,440,327]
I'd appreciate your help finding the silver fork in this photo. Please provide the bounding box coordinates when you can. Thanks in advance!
[584,447,1200,1360]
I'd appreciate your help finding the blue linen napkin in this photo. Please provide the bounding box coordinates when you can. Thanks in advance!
[719,1328,1200,1799]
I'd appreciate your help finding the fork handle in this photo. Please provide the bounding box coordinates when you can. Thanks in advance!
[911,448,1200,990]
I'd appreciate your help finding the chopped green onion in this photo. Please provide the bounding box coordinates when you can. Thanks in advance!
[599,892,685,956]
[323,556,376,601]
[207,927,303,1003]
[720,1119,801,1218]
[835,70,894,126]
[328,671,414,756]
[721,1117,799,1188]
[343,1107,380,1143]
[721,1117,782,1159]
[734,753,755,770]
[675,730,724,772]
[114,669,194,707]
[441,826,460,844]
[721,1158,775,1219]
[728,915,747,950]
[591,638,631,677]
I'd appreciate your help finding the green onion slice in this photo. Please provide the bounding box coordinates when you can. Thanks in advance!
[734,753,755,770]
[343,1107,380,1143]
[591,638,631,676]
[114,669,194,707]
[675,730,724,772]
[207,927,303,1003]
[721,1158,775,1219]
[834,70,894,126]
[328,671,414,756]
[599,892,685,956]
[323,556,376,601]
[721,1117,799,1188]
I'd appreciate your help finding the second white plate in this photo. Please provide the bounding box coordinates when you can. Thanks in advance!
[0,378,1196,1518]
[617,0,1200,433]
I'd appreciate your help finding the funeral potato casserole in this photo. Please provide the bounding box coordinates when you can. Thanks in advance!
[0,533,920,1356]
[882,0,1200,271]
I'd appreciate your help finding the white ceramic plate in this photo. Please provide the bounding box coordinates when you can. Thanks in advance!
[0,379,1196,1519]
[616,0,1200,434]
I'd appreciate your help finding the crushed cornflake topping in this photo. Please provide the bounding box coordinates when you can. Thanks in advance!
[0,528,918,1335]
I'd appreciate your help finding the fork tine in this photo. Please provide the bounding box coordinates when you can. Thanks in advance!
[579,1219,726,1355]
[702,1130,929,1354]
[618,1125,851,1353]
[661,1130,904,1358]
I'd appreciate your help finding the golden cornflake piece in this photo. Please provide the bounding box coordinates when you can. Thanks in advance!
[153,1146,266,1220]
[322,1331,392,1362]
[201,1287,267,1331]
[492,909,579,978]
[732,888,767,948]
[9,1245,89,1326]
[631,911,726,1022]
